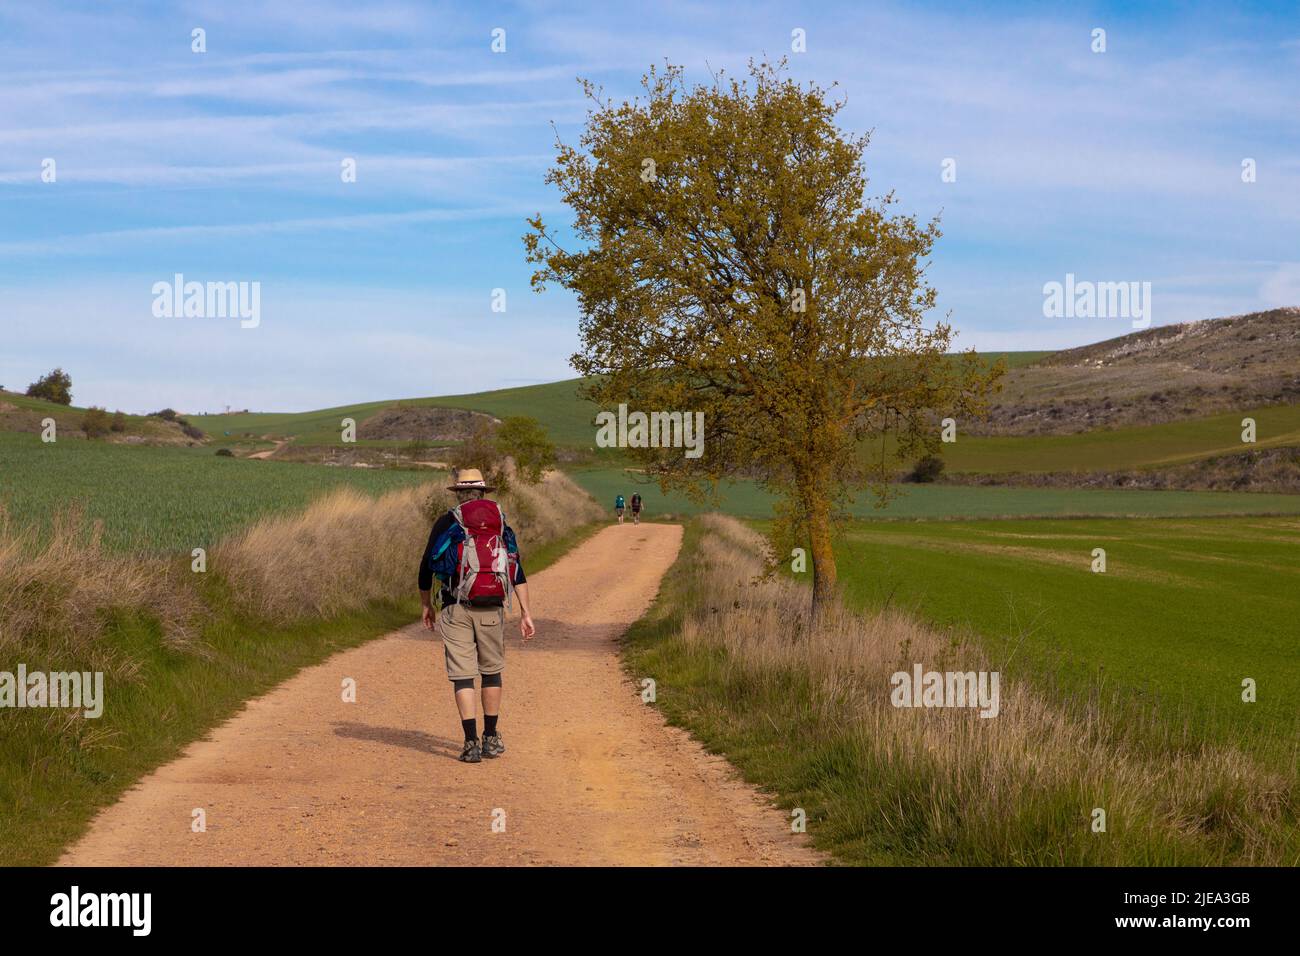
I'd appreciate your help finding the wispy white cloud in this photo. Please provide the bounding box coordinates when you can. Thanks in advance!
[0,203,558,256]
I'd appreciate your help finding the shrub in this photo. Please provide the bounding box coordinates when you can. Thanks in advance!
[906,454,945,483]
[26,368,73,405]
[151,408,178,422]
[110,411,127,432]
[494,416,556,485]
[215,448,234,457]
[81,407,111,439]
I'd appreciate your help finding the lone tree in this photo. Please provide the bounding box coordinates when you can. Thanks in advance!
[26,368,73,405]
[525,61,1000,618]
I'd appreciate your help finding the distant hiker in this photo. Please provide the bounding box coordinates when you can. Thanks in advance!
[419,468,536,763]
[615,493,626,523]
[630,492,643,525]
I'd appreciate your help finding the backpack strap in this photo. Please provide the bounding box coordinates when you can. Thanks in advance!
[448,505,470,607]
[496,504,514,613]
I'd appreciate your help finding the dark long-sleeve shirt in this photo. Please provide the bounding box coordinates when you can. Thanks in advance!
[418,510,526,607]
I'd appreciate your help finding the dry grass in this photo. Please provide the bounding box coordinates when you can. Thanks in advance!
[2,467,602,660]
[0,506,197,669]
[217,467,602,623]
[215,484,426,622]
[667,514,1297,864]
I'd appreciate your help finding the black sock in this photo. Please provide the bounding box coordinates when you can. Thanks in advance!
[483,714,498,737]
[461,718,477,742]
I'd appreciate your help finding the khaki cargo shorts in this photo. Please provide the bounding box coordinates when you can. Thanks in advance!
[437,603,506,681]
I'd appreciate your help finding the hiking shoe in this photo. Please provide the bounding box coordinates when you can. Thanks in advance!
[459,739,482,763]
[481,734,505,758]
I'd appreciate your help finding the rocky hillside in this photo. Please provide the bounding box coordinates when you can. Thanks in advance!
[355,403,498,442]
[976,308,1300,435]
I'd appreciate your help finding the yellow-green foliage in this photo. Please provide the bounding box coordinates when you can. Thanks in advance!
[526,61,1000,613]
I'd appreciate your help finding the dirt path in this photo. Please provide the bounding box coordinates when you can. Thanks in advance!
[59,523,821,866]
[245,437,288,460]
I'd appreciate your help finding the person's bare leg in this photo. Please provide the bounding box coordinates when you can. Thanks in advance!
[481,685,501,721]
[455,687,477,720]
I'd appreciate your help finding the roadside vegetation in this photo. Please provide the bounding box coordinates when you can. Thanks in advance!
[623,515,1298,865]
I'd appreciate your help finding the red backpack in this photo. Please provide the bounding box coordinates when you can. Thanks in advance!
[449,499,516,607]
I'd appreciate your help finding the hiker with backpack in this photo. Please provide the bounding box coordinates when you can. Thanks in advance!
[630,492,643,525]
[615,493,625,524]
[418,468,536,763]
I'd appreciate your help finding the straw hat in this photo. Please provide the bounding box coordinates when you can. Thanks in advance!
[447,467,495,492]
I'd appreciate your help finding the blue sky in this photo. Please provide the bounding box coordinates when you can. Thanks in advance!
[1,0,1297,413]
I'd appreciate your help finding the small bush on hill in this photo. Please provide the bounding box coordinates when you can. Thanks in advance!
[906,454,945,483]
[26,368,73,405]
[81,407,111,439]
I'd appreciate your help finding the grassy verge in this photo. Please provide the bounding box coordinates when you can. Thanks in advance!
[622,522,855,864]
[623,516,1298,866]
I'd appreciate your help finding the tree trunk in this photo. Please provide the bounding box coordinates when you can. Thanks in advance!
[808,494,837,624]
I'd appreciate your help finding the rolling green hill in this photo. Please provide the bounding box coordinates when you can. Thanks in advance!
[208,380,1299,481]
[195,379,602,448]
[194,352,1043,450]
[11,328,1300,503]
[0,389,196,444]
